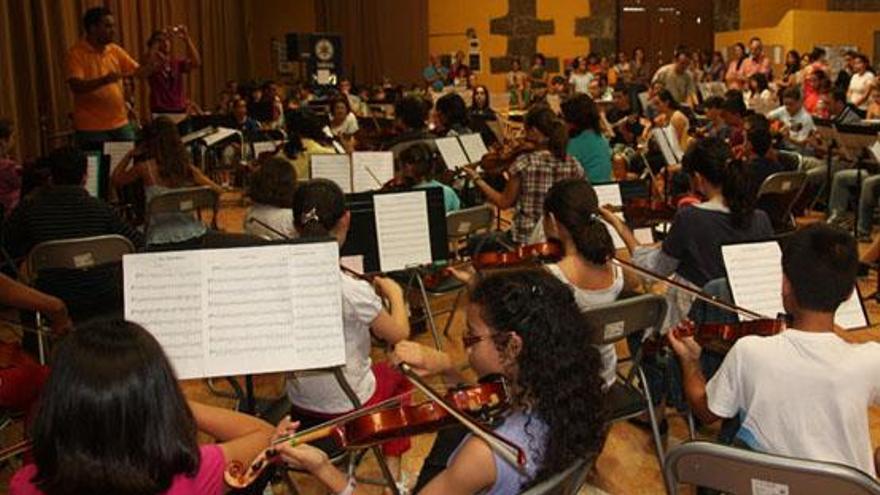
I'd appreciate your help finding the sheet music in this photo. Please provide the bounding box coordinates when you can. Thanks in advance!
[352,152,394,192]
[252,141,278,158]
[123,243,346,379]
[85,154,100,198]
[311,154,353,193]
[202,127,241,147]
[722,241,868,329]
[652,127,683,166]
[634,228,654,244]
[458,133,489,164]
[436,137,470,169]
[594,183,623,208]
[103,141,134,174]
[601,212,627,249]
[870,140,880,164]
[373,191,433,272]
[340,255,364,274]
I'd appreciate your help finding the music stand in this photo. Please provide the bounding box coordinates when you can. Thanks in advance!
[812,118,837,210]
[834,123,880,239]
[341,188,450,349]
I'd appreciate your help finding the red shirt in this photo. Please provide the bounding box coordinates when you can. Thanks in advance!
[148,58,192,113]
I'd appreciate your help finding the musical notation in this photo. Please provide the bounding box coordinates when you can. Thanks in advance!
[722,241,868,329]
[352,152,394,192]
[373,191,433,272]
[436,137,470,169]
[123,243,346,380]
[311,154,353,194]
[459,133,489,164]
[103,140,134,174]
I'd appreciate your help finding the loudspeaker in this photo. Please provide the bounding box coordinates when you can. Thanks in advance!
[285,33,311,62]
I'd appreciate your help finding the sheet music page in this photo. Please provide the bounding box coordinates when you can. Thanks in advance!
[252,141,278,158]
[662,125,684,162]
[594,183,623,208]
[722,241,868,329]
[458,133,489,164]
[601,212,627,249]
[352,152,394,192]
[124,251,205,379]
[870,140,880,164]
[634,228,654,244]
[202,127,240,147]
[85,154,100,198]
[311,154,353,193]
[203,243,345,377]
[103,141,134,174]
[435,137,470,169]
[651,129,678,166]
[373,191,433,271]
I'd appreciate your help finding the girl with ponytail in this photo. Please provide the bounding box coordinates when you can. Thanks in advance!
[288,179,412,480]
[543,179,623,389]
[464,105,586,244]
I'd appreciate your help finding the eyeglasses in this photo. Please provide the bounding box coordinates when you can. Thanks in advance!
[462,331,511,349]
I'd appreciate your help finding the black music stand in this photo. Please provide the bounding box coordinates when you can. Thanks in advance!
[341,188,450,349]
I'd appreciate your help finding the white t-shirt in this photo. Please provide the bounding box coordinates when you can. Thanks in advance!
[707,330,880,476]
[745,89,776,116]
[568,72,593,94]
[545,263,623,389]
[331,112,359,137]
[848,72,876,111]
[767,106,815,142]
[243,203,297,241]
[286,273,381,413]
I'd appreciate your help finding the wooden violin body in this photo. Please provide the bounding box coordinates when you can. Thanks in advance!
[643,318,786,355]
[473,240,562,270]
[479,140,536,176]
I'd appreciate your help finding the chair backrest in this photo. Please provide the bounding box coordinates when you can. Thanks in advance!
[145,186,219,232]
[446,205,494,242]
[27,235,135,276]
[519,459,589,495]
[582,294,668,346]
[756,171,807,231]
[665,441,880,495]
[776,150,803,172]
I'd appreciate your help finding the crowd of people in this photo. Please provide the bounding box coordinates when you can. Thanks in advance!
[1,5,879,495]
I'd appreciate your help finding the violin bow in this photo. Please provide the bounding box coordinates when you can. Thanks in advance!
[400,363,527,470]
[0,440,30,463]
[246,218,292,241]
[611,256,772,321]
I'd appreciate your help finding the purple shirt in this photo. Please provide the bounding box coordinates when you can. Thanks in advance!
[11,444,226,495]
[148,58,191,113]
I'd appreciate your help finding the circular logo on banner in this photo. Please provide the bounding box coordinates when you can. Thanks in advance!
[315,39,334,61]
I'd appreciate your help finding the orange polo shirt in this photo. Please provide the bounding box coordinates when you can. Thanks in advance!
[66,39,139,131]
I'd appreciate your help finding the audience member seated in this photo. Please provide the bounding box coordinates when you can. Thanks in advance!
[284,110,338,180]
[399,142,461,213]
[768,88,816,155]
[468,85,498,147]
[111,117,223,249]
[227,98,261,134]
[568,56,593,95]
[328,96,358,152]
[804,69,831,117]
[0,118,21,217]
[699,96,730,141]
[244,157,297,241]
[668,224,880,477]
[830,88,862,125]
[4,146,144,338]
[433,93,471,137]
[561,94,611,183]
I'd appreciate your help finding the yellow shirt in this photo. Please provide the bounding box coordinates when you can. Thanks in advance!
[292,139,337,180]
[66,39,139,131]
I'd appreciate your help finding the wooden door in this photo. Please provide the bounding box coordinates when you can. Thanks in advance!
[618,0,714,66]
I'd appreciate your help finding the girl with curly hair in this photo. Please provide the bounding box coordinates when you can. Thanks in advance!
[273,268,608,494]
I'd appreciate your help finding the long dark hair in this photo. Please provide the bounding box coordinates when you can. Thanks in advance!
[734,42,747,69]
[560,94,600,136]
[656,89,679,111]
[469,269,606,488]
[293,179,346,238]
[30,319,200,495]
[435,93,469,131]
[525,106,568,160]
[248,157,297,208]
[682,137,756,229]
[146,117,192,187]
[544,179,614,264]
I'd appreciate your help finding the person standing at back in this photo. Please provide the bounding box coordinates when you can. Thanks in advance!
[145,25,201,119]
[66,7,160,148]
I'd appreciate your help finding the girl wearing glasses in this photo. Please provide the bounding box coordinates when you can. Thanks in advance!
[272,268,607,494]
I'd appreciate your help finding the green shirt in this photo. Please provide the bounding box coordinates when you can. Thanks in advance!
[414,180,461,213]
[566,130,612,183]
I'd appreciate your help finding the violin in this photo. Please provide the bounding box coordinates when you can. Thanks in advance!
[0,340,50,410]
[478,140,537,177]
[225,375,521,490]
[641,318,786,355]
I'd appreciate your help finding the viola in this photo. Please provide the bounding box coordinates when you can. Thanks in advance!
[642,318,786,355]
[224,378,515,490]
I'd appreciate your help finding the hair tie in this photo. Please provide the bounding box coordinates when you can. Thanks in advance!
[302,207,320,225]
[587,212,599,223]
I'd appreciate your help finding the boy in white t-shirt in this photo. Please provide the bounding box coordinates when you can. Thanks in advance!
[669,224,880,477]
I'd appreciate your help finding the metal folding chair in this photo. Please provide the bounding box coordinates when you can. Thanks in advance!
[583,294,669,468]
[25,235,135,363]
[665,441,880,495]
[519,458,590,495]
[756,171,807,232]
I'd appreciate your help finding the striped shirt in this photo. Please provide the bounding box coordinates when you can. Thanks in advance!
[4,185,144,317]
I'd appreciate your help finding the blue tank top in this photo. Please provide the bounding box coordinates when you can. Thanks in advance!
[448,411,548,494]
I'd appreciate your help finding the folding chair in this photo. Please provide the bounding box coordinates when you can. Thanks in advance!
[582,294,668,468]
[664,441,880,495]
[282,367,402,495]
[144,186,219,247]
[520,458,590,495]
[25,235,135,363]
[756,171,807,232]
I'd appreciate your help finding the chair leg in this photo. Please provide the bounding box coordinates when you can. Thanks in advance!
[442,290,464,338]
[35,312,46,365]
[637,367,666,468]
[687,409,697,440]
[413,273,443,351]
[369,446,400,495]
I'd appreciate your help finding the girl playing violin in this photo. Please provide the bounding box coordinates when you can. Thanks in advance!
[274,268,607,494]
[287,179,411,478]
[10,319,274,495]
[398,142,461,213]
[464,106,585,245]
